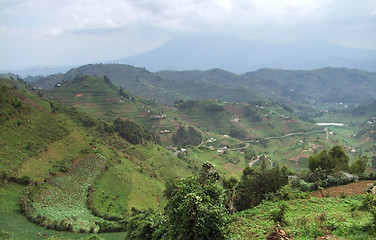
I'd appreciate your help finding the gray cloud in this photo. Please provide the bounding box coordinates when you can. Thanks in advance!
[1,0,375,69]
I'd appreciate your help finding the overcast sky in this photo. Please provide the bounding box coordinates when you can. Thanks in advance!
[1,0,375,69]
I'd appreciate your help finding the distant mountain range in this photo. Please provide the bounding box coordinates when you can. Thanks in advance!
[112,34,376,73]
[27,64,376,106]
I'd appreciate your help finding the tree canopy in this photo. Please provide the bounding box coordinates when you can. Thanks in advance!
[164,162,229,240]
[308,145,349,173]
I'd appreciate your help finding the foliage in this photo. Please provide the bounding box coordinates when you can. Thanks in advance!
[350,155,370,175]
[229,126,245,140]
[0,85,31,121]
[235,165,288,211]
[308,145,349,173]
[164,162,230,240]
[0,228,11,239]
[205,104,225,112]
[231,195,376,240]
[174,99,198,110]
[264,185,309,202]
[125,208,167,240]
[268,202,288,226]
[113,118,153,144]
[172,125,202,147]
[242,105,262,121]
[222,176,239,214]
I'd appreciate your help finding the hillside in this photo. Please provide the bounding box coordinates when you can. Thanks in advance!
[243,67,376,105]
[0,77,194,237]
[351,99,376,116]
[158,67,376,105]
[30,64,267,105]
[29,64,376,107]
[2,76,376,240]
[43,74,376,170]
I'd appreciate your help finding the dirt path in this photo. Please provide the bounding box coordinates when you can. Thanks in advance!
[227,143,250,151]
[263,129,326,140]
[248,155,273,168]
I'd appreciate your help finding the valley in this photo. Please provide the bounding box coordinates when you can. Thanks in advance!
[1,64,376,239]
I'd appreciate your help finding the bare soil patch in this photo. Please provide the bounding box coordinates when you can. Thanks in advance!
[288,150,311,162]
[311,180,375,197]
[223,162,243,175]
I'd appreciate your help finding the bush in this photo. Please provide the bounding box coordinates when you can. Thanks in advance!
[268,202,288,226]
[265,185,309,202]
[172,126,202,147]
[125,209,166,240]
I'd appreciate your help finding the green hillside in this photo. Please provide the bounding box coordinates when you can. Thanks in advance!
[43,74,376,172]
[44,74,182,145]
[242,67,376,105]
[30,64,267,105]
[0,78,194,238]
[2,67,376,239]
[158,67,376,106]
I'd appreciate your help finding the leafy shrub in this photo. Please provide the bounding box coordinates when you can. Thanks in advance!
[0,229,11,239]
[164,163,230,240]
[206,104,224,112]
[114,118,154,144]
[125,209,166,240]
[265,185,309,202]
[321,172,357,188]
[172,126,202,147]
[235,165,288,211]
[268,202,288,226]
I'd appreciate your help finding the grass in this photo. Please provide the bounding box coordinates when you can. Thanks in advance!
[231,195,376,240]
[91,141,191,215]
[19,130,91,182]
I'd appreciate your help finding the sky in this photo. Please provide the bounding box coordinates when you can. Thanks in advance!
[1,0,376,70]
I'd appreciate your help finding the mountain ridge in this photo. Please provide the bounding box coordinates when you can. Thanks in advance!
[112,34,376,73]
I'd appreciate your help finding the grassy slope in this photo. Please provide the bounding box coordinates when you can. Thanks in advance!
[45,75,180,145]
[231,195,375,240]
[45,75,374,173]
[0,78,192,238]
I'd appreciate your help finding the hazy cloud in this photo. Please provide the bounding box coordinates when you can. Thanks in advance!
[1,0,375,69]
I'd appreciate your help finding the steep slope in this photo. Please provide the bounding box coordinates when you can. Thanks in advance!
[44,74,182,145]
[0,78,193,236]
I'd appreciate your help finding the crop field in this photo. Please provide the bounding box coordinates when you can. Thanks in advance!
[26,154,108,233]
[311,180,375,197]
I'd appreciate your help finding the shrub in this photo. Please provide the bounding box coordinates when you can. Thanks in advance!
[125,209,166,240]
[268,202,288,226]
[265,185,309,202]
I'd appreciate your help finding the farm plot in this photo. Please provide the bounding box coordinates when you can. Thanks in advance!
[25,154,108,233]
[311,180,375,197]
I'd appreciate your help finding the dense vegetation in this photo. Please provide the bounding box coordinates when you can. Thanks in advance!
[2,63,376,240]
[172,125,202,147]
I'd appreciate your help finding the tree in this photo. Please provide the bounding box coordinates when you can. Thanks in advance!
[164,162,229,240]
[235,165,288,211]
[125,209,167,240]
[307,146,349,173]
[329,145,349,172]
[222,176,239,214]
[350,155,369,175]
[172,126,202,147]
